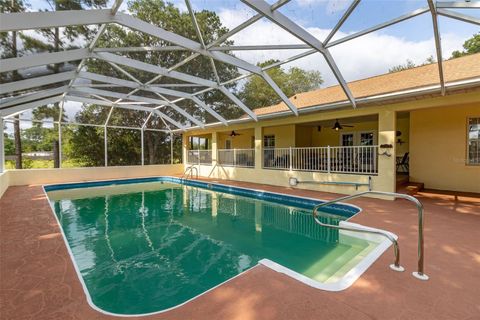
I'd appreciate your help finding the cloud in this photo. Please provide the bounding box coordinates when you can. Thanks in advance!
[325,0,351,13]
[296,0,351,13]
[296,0,318,6]
[217,8,467,87]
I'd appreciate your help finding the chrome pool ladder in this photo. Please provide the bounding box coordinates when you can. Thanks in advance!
[312,191,428,280]
[182,165,198,180]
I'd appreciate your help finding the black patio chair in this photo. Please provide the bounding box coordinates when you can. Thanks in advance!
[396,152,409,172]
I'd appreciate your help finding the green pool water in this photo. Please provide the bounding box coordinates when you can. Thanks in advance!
[47,181,377,315]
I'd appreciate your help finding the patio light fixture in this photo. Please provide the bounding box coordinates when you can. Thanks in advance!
[332,119,354,131]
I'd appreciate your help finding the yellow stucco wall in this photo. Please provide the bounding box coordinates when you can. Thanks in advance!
[195,164,373,194]
[263,125,296,147]
[295,126,313,147]
[215,125,339,150]
[2,164,184,190]
[0,172,9,198]
[410,103,480,192]
[311,120,378,146]
[217,130,254,149]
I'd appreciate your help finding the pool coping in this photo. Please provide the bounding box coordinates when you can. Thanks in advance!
[43,176,361,218]
[42,176,395,317]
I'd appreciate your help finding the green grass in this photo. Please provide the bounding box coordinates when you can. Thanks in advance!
[5,159,88,169]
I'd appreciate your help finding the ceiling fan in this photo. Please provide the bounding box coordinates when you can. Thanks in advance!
[229,130,242,137]
[332,119,354,131]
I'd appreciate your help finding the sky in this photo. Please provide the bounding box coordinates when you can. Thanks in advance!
[183,0,479,86]
[8,0,480,132]
[24,0,479,86]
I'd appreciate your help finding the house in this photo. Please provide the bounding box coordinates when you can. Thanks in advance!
[183,53,480,195]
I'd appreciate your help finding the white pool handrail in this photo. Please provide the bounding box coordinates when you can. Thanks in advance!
[312,190,428,280]
[182,165,198,180]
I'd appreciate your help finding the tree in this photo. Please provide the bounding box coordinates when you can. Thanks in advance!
[2,120,15,156]
[18,0,108,167]
[22,125,60,152]
[239,60,323,109]
[388,59,416,73]
[65,109,107,167]
[30,104,68,164]
[70,0,241,166]
[22,0,108,71]
[3,133,15,156]
[452,33,480,58]
[388,56,437,73]
[1,0,110,169]
[0,0,30,169]
[28,0,109,132]
[424,55,436,64]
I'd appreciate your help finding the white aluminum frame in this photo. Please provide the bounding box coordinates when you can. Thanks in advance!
[427,0,445,95]
[0,0,478,172]
[242,0,357,108]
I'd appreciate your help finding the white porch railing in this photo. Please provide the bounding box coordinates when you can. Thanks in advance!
[263,146,378,174]
[187,150,212,165]
[218,149,255,168]
[263,148,290,170]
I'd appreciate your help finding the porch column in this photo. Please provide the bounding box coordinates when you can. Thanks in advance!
[182,133,188,166]
[254,125,263,170]
[377,110,396,193]
[211,131,218,167]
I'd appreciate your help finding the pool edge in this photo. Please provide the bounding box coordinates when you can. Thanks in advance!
[41,176,394,317]
[44,176,362,219]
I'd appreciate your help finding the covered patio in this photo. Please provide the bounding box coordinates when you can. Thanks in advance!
[261,115,381,174]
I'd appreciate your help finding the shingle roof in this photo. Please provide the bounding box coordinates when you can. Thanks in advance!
[252,53,480,116]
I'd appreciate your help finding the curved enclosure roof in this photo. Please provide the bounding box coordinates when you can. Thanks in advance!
[0,0,479,132]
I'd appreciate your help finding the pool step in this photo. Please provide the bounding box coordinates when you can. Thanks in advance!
[404,182,424,196]
[396,174,410,187]
[301,245,353,283]
[303,237,375,283]
[319,245,367,283]
[324,241,378,284]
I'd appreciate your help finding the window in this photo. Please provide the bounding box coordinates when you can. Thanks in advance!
[467,117,480,165]
[189,136,210,150]
[339,131,376,146]
[359,132,375,146]
[263,135,275,148]
[340,133,354,146]
[225,139,232,149]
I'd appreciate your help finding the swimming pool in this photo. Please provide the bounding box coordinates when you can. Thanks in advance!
[44,177,393,316]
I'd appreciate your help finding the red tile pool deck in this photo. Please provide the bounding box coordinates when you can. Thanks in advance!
[1,179,480,320]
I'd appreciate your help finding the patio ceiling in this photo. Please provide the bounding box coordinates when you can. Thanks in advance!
[296,114,379,128]
[0,0,479,133]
